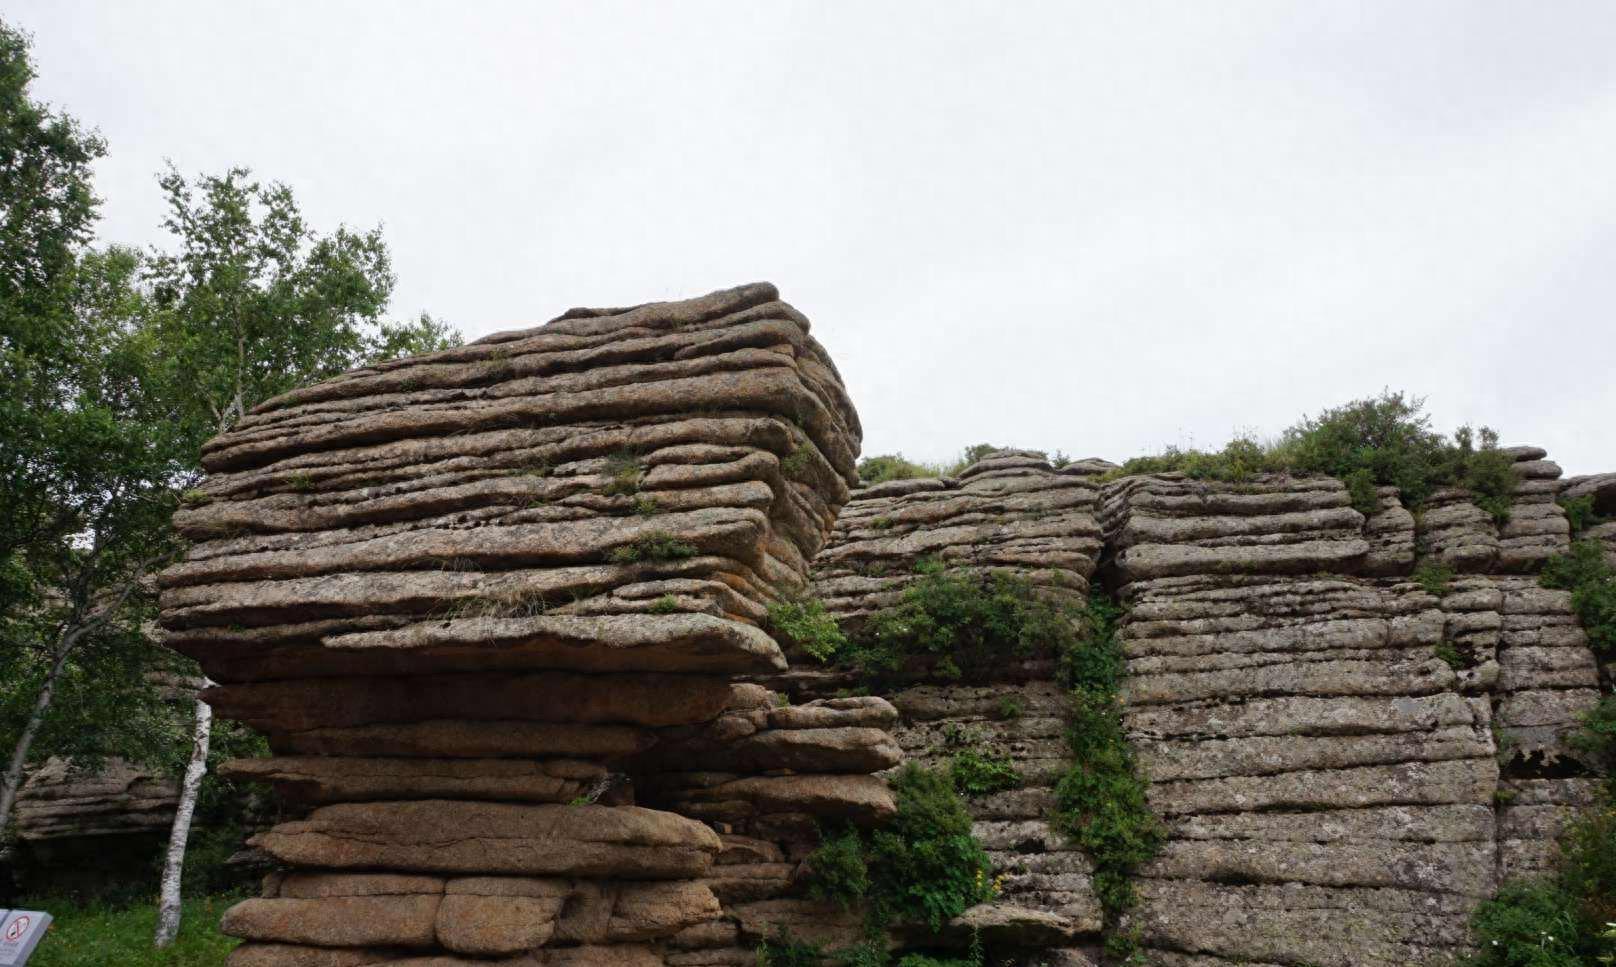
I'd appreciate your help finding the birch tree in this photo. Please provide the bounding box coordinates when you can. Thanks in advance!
[143,167,458,944]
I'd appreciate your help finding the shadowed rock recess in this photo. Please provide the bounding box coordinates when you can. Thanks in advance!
[159,284,1611,966]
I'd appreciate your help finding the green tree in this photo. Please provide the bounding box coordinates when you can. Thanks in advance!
[0,18,179,832]
[0,15,459,896]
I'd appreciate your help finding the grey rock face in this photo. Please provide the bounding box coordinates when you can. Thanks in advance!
[1100,469,1603,966]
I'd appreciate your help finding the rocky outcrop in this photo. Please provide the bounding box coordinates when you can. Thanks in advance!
[154,278,1609,965]
[778,453,1112,958]
[811,450,1107,629]
[1099,454,1602,967]
[12,757,179,841]
[157,284,886,965]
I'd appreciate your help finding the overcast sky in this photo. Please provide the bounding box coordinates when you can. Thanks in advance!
[13,1,1616,474]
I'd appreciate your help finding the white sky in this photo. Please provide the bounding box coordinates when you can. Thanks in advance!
[13,1,1616,475]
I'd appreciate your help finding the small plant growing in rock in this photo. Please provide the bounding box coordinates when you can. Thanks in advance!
[1559,495,1608,537]
[609,532,698,563]
[766,596,847,663]
[632,496,659,516]
[870,516,894,530]
[1054,590,1164,941]
[601,451,643,496]
[1414,559,1456,597]
[648,594,680,614]
[1540,541,1616,657]
[948,749,1021,797]
[287,471,314,492]
[780,445,813,480]
[1433,641,1469,671]
[179,489,213,506]
[994,696,1024,720]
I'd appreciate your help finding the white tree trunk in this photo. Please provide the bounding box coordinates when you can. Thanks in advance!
[153,682,214,948]
[0,640,76,834]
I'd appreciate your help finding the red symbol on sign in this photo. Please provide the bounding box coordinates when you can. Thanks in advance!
[4,916,27,941]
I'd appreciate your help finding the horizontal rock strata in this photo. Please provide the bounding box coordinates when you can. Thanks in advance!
[12,756,179,841]
[1101,462,1604,966]
[157,284,890,965]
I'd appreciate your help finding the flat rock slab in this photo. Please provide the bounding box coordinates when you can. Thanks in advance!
[251,801,722,878]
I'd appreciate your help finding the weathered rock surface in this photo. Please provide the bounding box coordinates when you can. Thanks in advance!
[160,284,879,964]
[1099,466,1604,966]
[11,756,179,841]
[154,290,1610,967]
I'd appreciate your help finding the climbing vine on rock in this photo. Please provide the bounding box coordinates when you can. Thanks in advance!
[1053,589,1164,960]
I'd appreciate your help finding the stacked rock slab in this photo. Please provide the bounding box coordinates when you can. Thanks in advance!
[155,283,875,966]
[785,452,1112,957]
[1100,452,1602,967]
[12,756,179,842]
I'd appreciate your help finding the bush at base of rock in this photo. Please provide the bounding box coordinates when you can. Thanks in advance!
[804,763,994,935]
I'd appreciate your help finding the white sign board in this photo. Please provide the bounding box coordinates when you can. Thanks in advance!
[0,910,52,966]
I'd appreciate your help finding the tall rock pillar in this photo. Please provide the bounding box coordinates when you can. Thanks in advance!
[156,283,862,965]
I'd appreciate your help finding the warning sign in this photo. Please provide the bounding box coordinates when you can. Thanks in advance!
[0,910,51,966]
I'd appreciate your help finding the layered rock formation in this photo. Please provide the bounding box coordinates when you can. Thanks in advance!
[11,757,179,842]
[157,283,885,965]
[1100,447,1602,967]
[791,452,1114,958]
[154,277,1610,965]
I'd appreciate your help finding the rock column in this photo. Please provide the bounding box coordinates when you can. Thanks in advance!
[156,283,863,965]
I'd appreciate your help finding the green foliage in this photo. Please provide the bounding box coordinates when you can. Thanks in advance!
[1275,392,1507,516]
[943,443,1001,477]
[1539,541,1616,656]
[804,765,994,935]
[755,933,826,967]
[780,446,813,480]
[1116,392,1516,520]
[766,597,848,663]
[849,564,1076,681]
[649,595,680,615]
[805,827,869,907]
[1572,696,1616,788]
[867,764,995,931]
[1053,591,1164,932]
[23,894,240,966]
[602,451,643,496]
[1434,641,1470,671]
[1468,880,1604,966]
[1118,435,1282,483]
[609,533,699,563]
[994,696,1024,720]
[857,454,941,485]
[947,748,1021,797]
[1473,694,1616,963]
[1415,560,1456,597]
[1558,495,1608,538]
[365,311,461,361]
